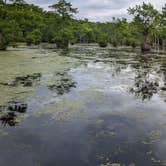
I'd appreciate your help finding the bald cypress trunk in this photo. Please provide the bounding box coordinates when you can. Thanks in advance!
[141,33,151,52]
[0,33,3,48]
[141,28,151,52]
[0,33,7,50]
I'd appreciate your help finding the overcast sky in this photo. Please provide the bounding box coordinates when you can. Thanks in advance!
[26,0,165,22]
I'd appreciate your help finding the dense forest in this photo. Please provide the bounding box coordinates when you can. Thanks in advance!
[0,0,166,51]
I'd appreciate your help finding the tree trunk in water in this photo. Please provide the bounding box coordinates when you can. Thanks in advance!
[0,33,3,49]
[163,40,165,51]
[141,34,151,52]
[141,33,151,52]
[0,33,7,50]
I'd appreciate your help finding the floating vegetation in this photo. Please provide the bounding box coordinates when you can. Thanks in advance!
[0,129,9,136]
[7,102,27,113]
[98,162,136,166]
[130,79,159,100]
[130,63,160,100]
[142,130,162,145]
[0,73,41,87]
[99,163,120,166]
[86,113,164,166]
[0,102,28,126]
[0,46,165,165]
[47,71,76,95]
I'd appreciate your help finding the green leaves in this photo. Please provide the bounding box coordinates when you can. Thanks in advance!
[49,0,78,19]
[0,0,166,51]
[128,3,161,51]
[128,3,159,30]
[26,29,42,45]
[0,19,22,49]
[48,0,78,48]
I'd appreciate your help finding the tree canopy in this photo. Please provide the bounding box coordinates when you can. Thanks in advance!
[0,0,166,50]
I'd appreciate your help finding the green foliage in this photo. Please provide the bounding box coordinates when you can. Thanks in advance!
[0,1,166,51]
[49,0,78,48]
[49,0,78,19]
[0,17,22,49]
[128,3,160,51]
[128,2,159,33]
[0,0,4,5]
[26,29,42,45]
[98,34,108,47]
[52,28,73,48]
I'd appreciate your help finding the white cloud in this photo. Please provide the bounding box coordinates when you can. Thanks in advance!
[26,0,166,22]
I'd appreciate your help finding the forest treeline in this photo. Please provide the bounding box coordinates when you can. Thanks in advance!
[0,0,166,51]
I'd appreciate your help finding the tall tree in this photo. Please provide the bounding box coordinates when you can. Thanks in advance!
[49,0,78,48]
[49,0,77,19]
[128,2,159,52]
[161,4,166,29]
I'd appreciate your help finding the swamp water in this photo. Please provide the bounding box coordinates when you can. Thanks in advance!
[0,45,165,166]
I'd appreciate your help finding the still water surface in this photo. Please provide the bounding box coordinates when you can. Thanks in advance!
[0,46,165,166]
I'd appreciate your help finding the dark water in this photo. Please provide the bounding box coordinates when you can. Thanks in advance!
[0,45,166,166]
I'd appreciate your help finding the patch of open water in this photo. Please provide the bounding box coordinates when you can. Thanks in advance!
[0,46,165,166]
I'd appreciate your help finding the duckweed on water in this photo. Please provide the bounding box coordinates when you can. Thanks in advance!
[0,102,28,126]
[0,129,9,136]
[0,73,41,87]
[142,130,162,145]
[47,71,76,95]
[0,47,165,165]
[98,163,136,166]
[99,163,120,166]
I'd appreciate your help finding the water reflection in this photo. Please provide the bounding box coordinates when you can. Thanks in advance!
[0,47,165,166]
[87,113,163,166]
[89,55,165,101]
[130,57,160,101]
[47,71,77,95]
[159,61,166,102]
[0,102,27,126]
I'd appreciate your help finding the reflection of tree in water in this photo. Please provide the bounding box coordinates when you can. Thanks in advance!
[59,49,70,57]
[111,65,123,77]
[130,56,163,101]
[106,55,165,101]
[159,61,166,102]
[0,73,39,126]
[0,102,27,126]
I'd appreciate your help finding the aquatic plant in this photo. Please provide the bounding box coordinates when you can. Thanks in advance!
[0,101,28,126]
[47,71,76,95]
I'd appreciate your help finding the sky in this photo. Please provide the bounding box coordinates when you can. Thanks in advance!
[26,0,165,22]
